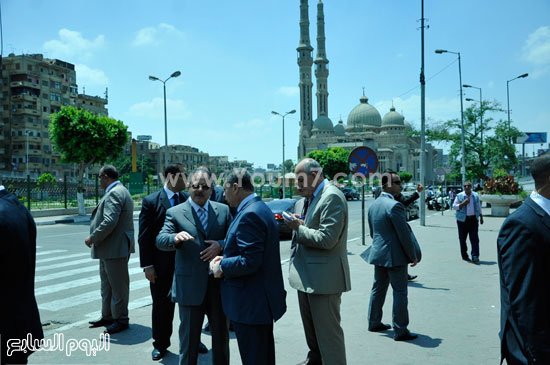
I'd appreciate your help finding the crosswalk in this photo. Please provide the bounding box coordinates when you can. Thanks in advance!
[34,248,153,336]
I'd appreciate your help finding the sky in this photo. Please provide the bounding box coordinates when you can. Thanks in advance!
[2,0,549,168]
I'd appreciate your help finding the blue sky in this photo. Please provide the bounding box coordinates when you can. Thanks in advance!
[3,0,549,168]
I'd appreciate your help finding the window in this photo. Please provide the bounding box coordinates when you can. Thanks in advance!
[42,80,49,86]
[43,93,48,99]
[50,93,61,102]
[70,86,77,94]
[27,65,33,71]
[16,63,20,70]
[43,106,48,112]
[63,98,68,106]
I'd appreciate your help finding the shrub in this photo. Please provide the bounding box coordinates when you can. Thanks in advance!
[483,174,521,195]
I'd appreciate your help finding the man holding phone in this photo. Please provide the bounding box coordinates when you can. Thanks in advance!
[452,181,484,263]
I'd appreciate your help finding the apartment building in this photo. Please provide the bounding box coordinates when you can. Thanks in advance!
[0,53,107,179]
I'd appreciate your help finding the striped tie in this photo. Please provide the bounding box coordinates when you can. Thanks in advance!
[198,207,208,231]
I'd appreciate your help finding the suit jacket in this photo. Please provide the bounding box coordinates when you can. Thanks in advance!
[90,182,135,259]
[0,190,43,360]
[138,189,188,269]
[367,194,417,267]
[289,181,351,294]
[156,200,231,306]
[497,196,550,364]
[220,196,287,325]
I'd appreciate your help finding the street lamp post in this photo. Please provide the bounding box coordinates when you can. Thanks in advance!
[149,71,182,171]
[271,109,296,199]
[464,84,483,169]
[506,73,528,142]
[26,130,30,177]
[435,49,466,186]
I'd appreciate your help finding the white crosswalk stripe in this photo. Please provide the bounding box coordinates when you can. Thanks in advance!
[36,252,90,264]
[36,249,68,256]
[36,256,140,272]
[38,279,150,312]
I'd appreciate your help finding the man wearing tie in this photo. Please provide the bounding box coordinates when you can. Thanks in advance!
[139,164,193,360]
[210,169,286,365]
[285,158,351,365]
[157,167,231,365]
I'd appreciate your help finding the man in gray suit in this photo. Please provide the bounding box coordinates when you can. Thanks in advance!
[367,169,418,341]
[157,167,231,365]
[85,165,135,334]
[286,158,351,365]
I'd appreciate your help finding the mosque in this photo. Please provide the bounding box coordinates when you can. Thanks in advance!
[296,0,439,181]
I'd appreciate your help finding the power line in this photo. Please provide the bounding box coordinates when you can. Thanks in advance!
[396,58,458,99]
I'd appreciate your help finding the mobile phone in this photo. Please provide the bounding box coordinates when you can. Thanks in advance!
[282,211,294,221]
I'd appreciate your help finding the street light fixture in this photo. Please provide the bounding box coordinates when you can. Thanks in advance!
[435,49,466,186]
[463,84,483,169]
[149,70,182,171]
[506,73,528,142]
[25,130,31,177]
[271,109,296,199]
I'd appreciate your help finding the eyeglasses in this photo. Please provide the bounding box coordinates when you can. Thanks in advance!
[392,180,402,185]
[191,184,211,190]
[464,184,472,188]
[99,174,107,179]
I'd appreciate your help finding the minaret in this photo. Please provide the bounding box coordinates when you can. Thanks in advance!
[314,0,329,119]
[297,0,314,159]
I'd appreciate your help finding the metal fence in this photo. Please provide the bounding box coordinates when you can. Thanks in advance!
[2,176,163,211]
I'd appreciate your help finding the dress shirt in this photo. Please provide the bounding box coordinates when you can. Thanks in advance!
[380,192,395,200]
[312,180,326,200]
[531,190,550,217]
[163,186,182,206]
[237,193,258,213]
[105,180,120,193]
[453,193,481,216]
[189,198,210,222]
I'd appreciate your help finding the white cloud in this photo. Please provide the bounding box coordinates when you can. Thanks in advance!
[128,97,191,120]
[75,64,109,87]
[43,29,104,60]
[132,23,184,46]
[522,26,550,78]
[276,86,300,97]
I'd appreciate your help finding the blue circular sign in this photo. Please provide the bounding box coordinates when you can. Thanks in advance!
[348,147,379,176]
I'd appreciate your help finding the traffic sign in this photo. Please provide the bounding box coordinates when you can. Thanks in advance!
[348,146,378,176]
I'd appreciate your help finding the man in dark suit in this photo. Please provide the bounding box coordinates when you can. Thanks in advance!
[210,169,286,365]
[286,158,351,365]
[157,167,231,365]
[367,170,419,341]
[86,165,134,335]
[139,164,190,360]
[0,184,43,364]
[497,152,550,365]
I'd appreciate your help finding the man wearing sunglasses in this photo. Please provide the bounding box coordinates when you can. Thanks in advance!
[452,181,484,263]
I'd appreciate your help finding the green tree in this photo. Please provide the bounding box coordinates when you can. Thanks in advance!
[37,173,57,188]
[398,171,413,183]
[306,147,350,179]
[50,106,128,214]
[422,100,521,182]
[282,159,295,174]
[105,153,156,182]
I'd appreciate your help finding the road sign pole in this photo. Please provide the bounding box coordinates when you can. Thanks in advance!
[362,184,365,246]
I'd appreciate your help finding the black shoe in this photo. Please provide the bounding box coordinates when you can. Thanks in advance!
[104,321,129,334]
[296,359,322,365]
[462,256,471,262]
[408,274,418,281]
[368,323,391,332]
[394,332,418,341]
[152,348,166,361]
[203,322,210,332]
[198,342,208,354]
[229,322,234,332]
[89,318,113,328]
[472,257,480,263]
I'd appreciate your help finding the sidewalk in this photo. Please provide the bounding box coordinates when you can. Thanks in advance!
[33,211,141,226]
[29,208,505,364]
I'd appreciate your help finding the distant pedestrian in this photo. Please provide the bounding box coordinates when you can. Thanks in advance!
[0,184,44,364]
[497,153,550,365]
[86,165,135,334]
[452,181,484,263]
[366,170,419,341]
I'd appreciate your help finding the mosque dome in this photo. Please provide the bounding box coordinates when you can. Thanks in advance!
[346,95,382,129]
[312,115,334,132]
[382,106,405,126]
[334,119,346,136]
[404,120,413,131]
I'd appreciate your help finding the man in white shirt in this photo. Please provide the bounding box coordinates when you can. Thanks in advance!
[452,182,484,263]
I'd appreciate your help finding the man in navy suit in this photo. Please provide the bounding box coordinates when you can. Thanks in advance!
[0,183,43,364]
[497,153,550,364]
[210,169,286,365]
[139,164,190,360]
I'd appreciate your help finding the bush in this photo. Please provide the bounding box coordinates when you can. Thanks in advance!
[483,174,521,195]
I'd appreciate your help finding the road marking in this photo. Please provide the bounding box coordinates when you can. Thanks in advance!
[40,232,88,238]
[36,252,90,264]
[36,249,68,256]
[43,296,153,337]
[36,265,99,283]
[36,257,140,272]
[35,266,145,296]
[38,279,150,312]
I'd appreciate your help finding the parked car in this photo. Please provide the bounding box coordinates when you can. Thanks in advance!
[266,198,298,238]
[405,199,419,221]
[341,187,360,200]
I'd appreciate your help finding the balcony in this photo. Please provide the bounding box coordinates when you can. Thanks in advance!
[11,94,39,102]
[12,107,39,116]
[10,80,40,89]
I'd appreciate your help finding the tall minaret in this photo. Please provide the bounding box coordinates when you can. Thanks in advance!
[314,0,329,119]
[297,0,314,159]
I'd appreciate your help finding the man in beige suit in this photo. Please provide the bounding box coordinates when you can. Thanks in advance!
[85,165,135,334]
[286,158,351,365]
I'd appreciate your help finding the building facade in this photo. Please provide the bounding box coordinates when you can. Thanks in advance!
[0,53,107,179]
